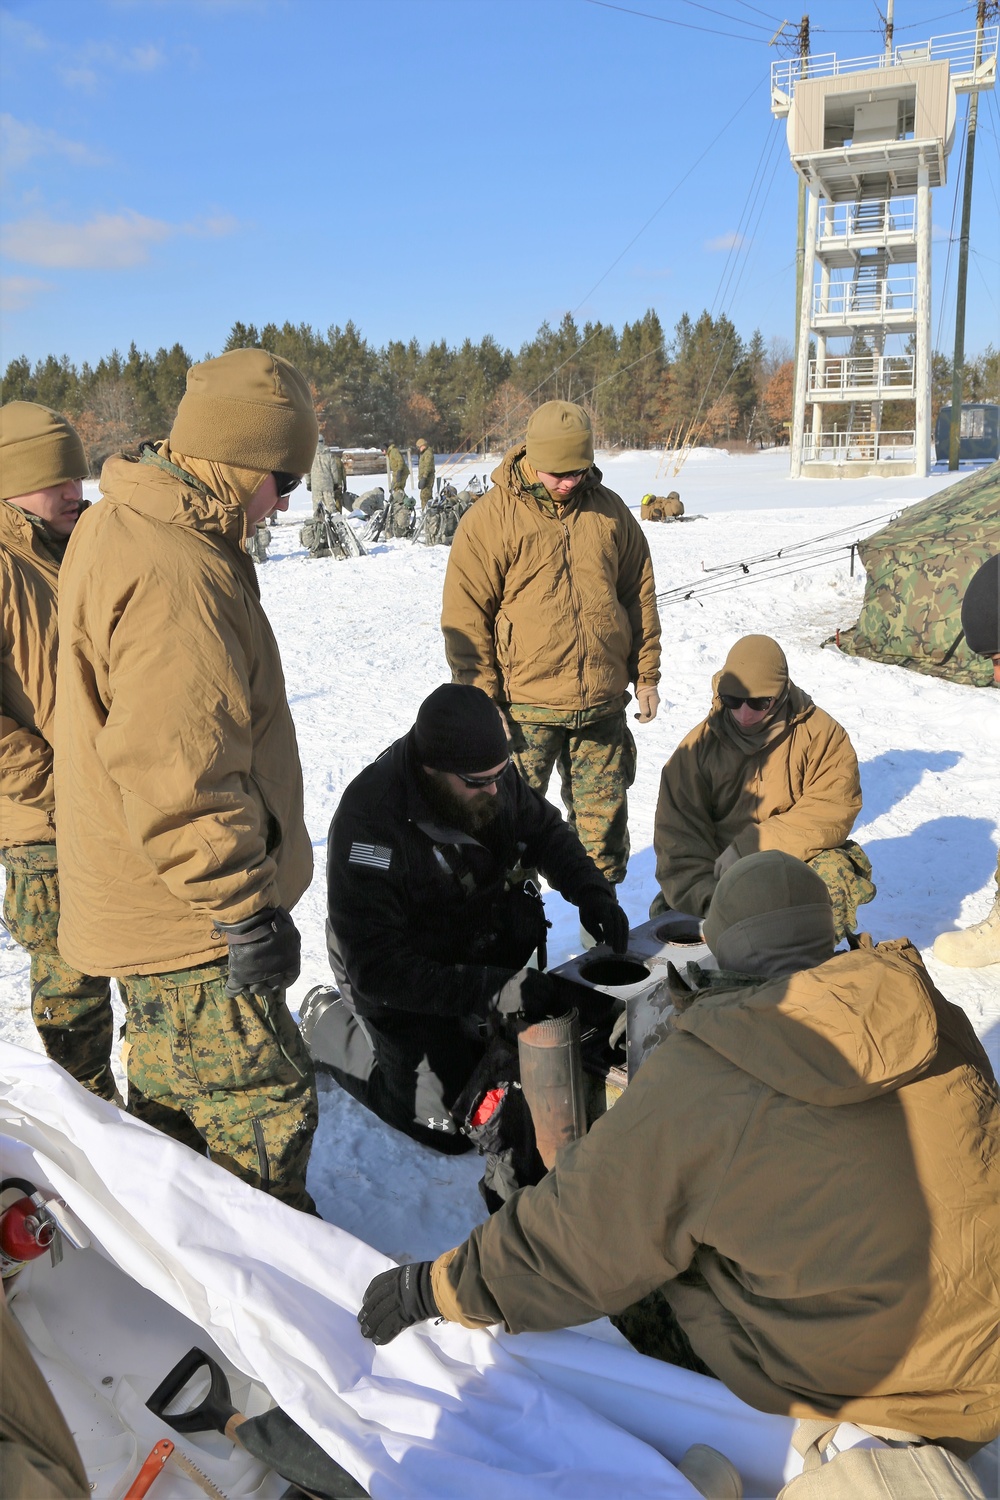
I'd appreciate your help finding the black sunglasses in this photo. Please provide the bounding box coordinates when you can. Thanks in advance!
[550,467,590,480]
[720,693,774,712]
[273,471,300,498]
[453,758,511,789]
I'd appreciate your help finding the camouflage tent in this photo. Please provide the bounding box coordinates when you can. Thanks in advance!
[838,461,1000,687]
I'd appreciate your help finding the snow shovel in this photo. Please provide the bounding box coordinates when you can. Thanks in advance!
[146,1347,368,1499]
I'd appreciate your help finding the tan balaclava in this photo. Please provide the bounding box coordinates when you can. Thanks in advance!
[0,401,87,501]
[167,348,318,509]
[524,400,594,476]
[718,634,788,699]
[714,635,791,754]
[703,850,835,978]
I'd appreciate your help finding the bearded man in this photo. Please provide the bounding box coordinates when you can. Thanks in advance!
[305,684,627,1158]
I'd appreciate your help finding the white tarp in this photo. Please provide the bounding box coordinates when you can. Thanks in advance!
[1,1043,796,1499]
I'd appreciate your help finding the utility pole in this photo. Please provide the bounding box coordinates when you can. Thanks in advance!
[792,15,810,395]
[882,0,894,64]
[948,0,994,469]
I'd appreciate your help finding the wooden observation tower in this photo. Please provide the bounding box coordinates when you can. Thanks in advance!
[771,26,997,477]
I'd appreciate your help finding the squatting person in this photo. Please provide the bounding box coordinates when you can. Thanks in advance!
[0,401,115,1100]
[653,633,874,938]
[442,399,661,896]
[303,684,628,1194]
[359,851,1000,1490]
[54,349,320,1211]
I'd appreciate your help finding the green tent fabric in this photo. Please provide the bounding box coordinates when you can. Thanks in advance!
[838,461,1000,687]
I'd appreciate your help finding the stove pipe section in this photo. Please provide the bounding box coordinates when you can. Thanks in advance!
[518,1009,586,1169]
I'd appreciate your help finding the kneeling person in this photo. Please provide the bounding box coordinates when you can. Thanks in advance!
[360,851,1000,1474]
[311,684,628,1156]
[653,633,874,938]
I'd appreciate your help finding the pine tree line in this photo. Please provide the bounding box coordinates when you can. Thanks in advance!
[3,314,996,472]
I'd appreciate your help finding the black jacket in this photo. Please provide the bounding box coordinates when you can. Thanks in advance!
[326,732,611,1020]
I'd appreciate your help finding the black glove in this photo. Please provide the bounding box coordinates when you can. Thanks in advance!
[578,892,630,954]
[358,1261,439,1345]
[494,967,600,1022]
[216,906,300,997]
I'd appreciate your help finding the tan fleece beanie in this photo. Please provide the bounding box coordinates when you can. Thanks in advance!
[169,349,318,476]
[718,635,788,699]
[703,851,835,977]
[525,400,594,474]
[0,401,87,501]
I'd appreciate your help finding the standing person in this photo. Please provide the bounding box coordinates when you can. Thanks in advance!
[0,402,115,1101]
[308,436,346,515]
[308,684,627,1178]
[652,634,874,939]
[54,349,320,1211]
[383,440,408,496]
[441,400,661,889]
[416,438,435,509]
[359,852,1000,1494]
[933,553,1000,967]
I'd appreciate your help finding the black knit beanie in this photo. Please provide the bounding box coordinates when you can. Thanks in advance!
[413,685,508,773]
[961,555,999,657]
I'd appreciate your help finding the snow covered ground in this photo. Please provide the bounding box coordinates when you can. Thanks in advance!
[2,446,998,1495]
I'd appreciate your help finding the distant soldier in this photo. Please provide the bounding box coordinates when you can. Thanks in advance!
[384,441,408,496]
[416,438,435,509]
[0,401,115,1101]
[245,520,271,564]
[641,491,684,522]
[442,400,661,890]
[652,633,875,940]
[309,435,346,515]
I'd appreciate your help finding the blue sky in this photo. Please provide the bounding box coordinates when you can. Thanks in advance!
[1,0,997,368]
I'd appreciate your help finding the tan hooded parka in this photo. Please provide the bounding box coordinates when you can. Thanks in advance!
[432,937,1000,1454]
[441,446,661,715]
[654,681,862,916]
[53,448,311,976]
[0,502,74,848]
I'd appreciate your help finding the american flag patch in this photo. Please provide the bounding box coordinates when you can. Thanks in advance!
[349,841,392,870]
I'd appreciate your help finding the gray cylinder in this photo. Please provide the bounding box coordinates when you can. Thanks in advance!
[518,1009,586,1169]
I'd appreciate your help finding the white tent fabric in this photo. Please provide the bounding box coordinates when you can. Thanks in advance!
[0,1043,796,1499]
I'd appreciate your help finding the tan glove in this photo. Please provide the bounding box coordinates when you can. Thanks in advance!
[713,843,740,880]
[634,686,660,723]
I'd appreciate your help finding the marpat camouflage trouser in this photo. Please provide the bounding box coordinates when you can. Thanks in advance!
[419,485,433,510]
[650,839,876,939]
[1,844,116,1099]
[119,961,318,1213]
[808,839,876,940]
[508,709,637,885]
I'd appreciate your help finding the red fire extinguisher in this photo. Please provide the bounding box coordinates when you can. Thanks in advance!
[0,1178,58,1281]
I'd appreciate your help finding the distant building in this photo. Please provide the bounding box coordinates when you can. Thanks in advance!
[771,25,998,477]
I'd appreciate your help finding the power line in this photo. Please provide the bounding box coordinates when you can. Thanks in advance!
[570,76,764,317]
[728,0,785,20]
[671,0,776,30]
[581,0,769,41]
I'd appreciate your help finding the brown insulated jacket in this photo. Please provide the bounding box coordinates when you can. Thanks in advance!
[655,683,862,916]
[53,450,312,976]
[442,447,661,714]
[432,938,1000,1452]
[0,502,70,848]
